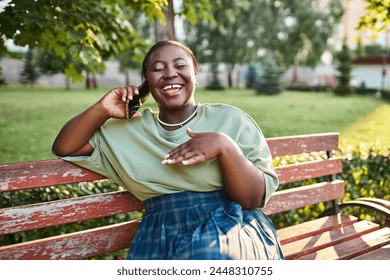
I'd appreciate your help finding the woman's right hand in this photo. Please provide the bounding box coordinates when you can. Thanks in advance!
[52,85,141,157]
[98,86,141,119]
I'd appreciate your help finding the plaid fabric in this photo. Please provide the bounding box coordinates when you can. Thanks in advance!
[126,190,284,260]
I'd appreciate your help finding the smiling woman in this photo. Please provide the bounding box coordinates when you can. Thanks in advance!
[51,40,284,260]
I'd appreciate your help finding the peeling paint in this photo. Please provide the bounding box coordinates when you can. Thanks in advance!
[62,169,86,178]
[0,194,119,233]
[0,181,9,191]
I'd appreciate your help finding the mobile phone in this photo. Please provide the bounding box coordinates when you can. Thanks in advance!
[127,81,150,118]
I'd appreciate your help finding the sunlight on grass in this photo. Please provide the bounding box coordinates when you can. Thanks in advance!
[339,104,390,147]
[0,86,388,163]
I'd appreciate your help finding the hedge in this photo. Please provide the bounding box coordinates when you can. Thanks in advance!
[270,144,389,229]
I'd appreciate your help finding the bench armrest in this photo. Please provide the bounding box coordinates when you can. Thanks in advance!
[319,197,390,223]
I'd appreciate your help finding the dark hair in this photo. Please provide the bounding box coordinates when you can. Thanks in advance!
[141,40,199,80]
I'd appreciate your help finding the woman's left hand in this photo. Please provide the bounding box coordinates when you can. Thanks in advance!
[162,128,238,166]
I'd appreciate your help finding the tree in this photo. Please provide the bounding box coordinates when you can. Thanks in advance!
[334,40,354,96]
[0,0,167,81]
[118,46,150,87]
[252,0,343,83]
[154,0,214,41]
[357,0,390,37]
[184,0,343,88]
[245,63,258,89]
[255,53,283,95]
[19,50,40,86]
[185,0,256,88]
[35,49,73,89]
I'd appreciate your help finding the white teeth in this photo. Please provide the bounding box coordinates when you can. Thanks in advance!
[163,84,182,91]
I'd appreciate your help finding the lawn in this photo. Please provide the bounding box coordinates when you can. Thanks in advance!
[0,86,389,164]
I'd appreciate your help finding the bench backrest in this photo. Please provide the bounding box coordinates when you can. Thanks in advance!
[0,132,344,259]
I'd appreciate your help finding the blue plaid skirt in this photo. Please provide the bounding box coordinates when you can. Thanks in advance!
[126,190,284,260]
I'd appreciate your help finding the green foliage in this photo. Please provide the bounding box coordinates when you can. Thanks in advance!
[357,0,390,38]
[205,62,225,90]
[362,43,387,57]
[270,145,390,229]
[0,62,5,86]
[19,50,40,85]
[185,0,343,82]
[339,145,389,202]
[337,144,390,226]
[333,41,354,96]
[245,63,258,89]
[0,0,167,80]
[255,54,283,95]
[179,0,214,25]
[381,89,390,101]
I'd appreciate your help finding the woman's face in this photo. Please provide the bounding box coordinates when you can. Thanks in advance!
[145,44,197,110]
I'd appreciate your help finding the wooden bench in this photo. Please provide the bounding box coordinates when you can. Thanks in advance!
[0,132,389,260]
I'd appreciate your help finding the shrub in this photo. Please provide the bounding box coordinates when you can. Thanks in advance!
[255,54,283,95]
[333,41,354,96]
[245,63,258,89]
[381,89,390,101]
[270,144,389,229]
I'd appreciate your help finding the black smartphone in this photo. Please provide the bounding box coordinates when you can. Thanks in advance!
[127,81,150,118]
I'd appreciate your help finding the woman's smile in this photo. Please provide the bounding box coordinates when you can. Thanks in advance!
[162,83,183,95]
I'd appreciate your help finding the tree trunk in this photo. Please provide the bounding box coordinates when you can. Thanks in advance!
[291,65,299,83]
[125,70,130,87]
[154,0,177,41]
[65,77,71,90]
[227,70,233,88]
[85,70,90,89]
[92,74,97,89]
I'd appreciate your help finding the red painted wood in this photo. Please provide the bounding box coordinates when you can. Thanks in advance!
[277,214,358,245]
[267,133,339,157]
[0,191,143,235]
[0,133,340,193]
[282,220,381,260]
[296,227,390,260]
[275,158,342,184]
[0,159,105,192]
[0,220,140,260]
[351,244,390,260]
[5,132,388,260]
[263,180,345,215]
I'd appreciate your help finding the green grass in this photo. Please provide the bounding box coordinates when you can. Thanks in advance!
[0,86,389,164]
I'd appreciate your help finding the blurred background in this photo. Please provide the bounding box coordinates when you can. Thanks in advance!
[0,0,389,92]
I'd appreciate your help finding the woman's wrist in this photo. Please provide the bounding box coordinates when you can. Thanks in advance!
[93,101,112,123]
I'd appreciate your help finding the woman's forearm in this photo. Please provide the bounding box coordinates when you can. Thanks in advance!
[217,139,266,210]
[52,102,110,156]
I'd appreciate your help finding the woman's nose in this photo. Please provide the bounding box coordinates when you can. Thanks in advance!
[163,66,178,78]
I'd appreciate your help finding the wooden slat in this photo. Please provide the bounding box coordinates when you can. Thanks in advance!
[275,158,342,184]
[0,133,340,193]
[267,132,339,157]
[0,159,105,192]
[282,220,381,260]
[0,220,140,260]
[277,214,358,245]
[297,227,390,260]
[351,244,390,260]
[0,191,143,235]
[263,180,345,215]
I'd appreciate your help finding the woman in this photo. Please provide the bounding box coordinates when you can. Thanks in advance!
[52,40,284,260]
